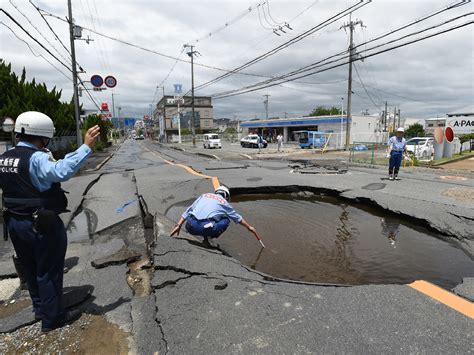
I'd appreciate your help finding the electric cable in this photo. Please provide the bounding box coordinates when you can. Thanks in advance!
[29,0,71,56]
[9,0,72,65]
[0,21,72,81]
[1,8,72,73]
[194,0,370,91]
[214,12,473,98]
[211,20,473,99]
[354,63,383,111]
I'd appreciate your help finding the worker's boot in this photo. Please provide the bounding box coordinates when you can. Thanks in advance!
[12,255,28,290]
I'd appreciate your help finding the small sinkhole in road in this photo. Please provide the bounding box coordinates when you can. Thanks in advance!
[167,193,473,288]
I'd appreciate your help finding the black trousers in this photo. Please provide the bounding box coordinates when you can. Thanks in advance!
[8,215,67,329]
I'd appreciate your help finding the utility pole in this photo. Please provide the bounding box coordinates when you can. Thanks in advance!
[384,101,388,132]
[397,108,401,128]
[111,92,118,118]
[67,0,82,146]
[263,94,270,120]
[341,15,364,150]
[184,44,198,147]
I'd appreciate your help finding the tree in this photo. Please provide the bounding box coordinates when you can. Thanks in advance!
[308,106,342,116]
[83,114,112,143]
[405,123,425,138]
[224,127,236,134]
[0,60,75,132]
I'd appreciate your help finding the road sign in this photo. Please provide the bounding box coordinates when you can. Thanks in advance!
[124,118,136,127]
[91,75,103,87]
[174,84,182,94]
[101,102,109,111]
[104,75,117,88]
[100,113,112,118]
[93,87,106,91]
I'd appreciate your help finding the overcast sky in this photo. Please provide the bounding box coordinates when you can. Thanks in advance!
[1,0,472,120]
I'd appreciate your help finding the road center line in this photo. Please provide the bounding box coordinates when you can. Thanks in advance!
[142,144,220,189]
[409,280,473,319]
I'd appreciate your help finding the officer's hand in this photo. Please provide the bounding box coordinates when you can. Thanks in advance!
[85,125,101,148]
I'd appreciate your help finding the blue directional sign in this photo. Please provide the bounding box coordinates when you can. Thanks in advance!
[90,74,103,87]
[124,118,136,127]
[174,83,182,94]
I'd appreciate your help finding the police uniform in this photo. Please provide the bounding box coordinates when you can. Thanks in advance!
[182,192,242,238]
[0,141,91,330]
[388,135,406,177]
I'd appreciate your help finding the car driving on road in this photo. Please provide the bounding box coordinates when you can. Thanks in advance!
[240,134,268,148]
[203,133,222,149]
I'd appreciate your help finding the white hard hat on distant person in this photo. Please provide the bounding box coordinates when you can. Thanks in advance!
[14,111,55,138]
[215,185,230,200]
[396,127,405,133]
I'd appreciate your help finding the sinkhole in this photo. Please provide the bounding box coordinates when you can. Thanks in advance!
[167,192,473,288]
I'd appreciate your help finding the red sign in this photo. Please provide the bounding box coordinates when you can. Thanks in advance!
[101,102,109,111]
[104,75,117,88]
[100,113,112,119]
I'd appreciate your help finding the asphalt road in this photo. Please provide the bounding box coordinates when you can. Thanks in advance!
[1,138,472,354]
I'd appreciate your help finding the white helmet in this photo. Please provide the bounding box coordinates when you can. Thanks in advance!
[396,127,405,133]
[215,185,230,200]
[15,111,55,138]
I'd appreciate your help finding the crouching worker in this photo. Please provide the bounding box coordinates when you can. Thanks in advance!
[0,111,100,332]
[170,186,265,248]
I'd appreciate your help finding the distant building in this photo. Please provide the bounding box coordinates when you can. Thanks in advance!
[240,115,387,148]
[213,118,239,132]
[424,118,446,135]
[446,105,474,134]
[153,95,213,139]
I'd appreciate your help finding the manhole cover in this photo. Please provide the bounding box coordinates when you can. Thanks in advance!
[440,175,467,181]
[442,187,474,203]
[362,183,386,191]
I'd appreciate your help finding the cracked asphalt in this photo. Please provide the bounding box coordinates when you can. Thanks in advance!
[1,138,473,353]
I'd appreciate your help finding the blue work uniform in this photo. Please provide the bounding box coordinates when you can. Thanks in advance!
[388,136,406,176]
[182,193,242,238]
[0,141,91,330]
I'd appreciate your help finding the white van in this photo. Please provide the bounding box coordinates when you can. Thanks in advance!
[203,133,222,149]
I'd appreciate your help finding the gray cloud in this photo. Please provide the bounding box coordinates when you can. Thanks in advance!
[1,0,472,120]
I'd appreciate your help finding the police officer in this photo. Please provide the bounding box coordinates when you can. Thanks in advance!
[0,111,100,332]
[170,185,265,248]
[386,127,408,180]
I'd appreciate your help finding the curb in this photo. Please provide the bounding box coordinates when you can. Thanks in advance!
[429,152,474,167]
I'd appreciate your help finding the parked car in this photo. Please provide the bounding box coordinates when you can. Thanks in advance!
[240,135,268,148]
[203,133,222,149]
[406,137,433,159]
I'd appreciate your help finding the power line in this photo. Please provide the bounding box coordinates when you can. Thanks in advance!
[194,0,370,91]
[192,0,266,43]
[8,0,72,65]
[1,18,100,111]
[1,8,72,73]
[38,6,267,75]
[29,0,72,57]
[211,19,473,99]
[245,0,470,95]
[214,11,473,98]
[0,21,72,81]
[353,63,383,111]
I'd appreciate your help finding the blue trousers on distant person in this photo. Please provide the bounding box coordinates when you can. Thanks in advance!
[389,151,403,176]
[7,215,67,329]
[185,215,230,238]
